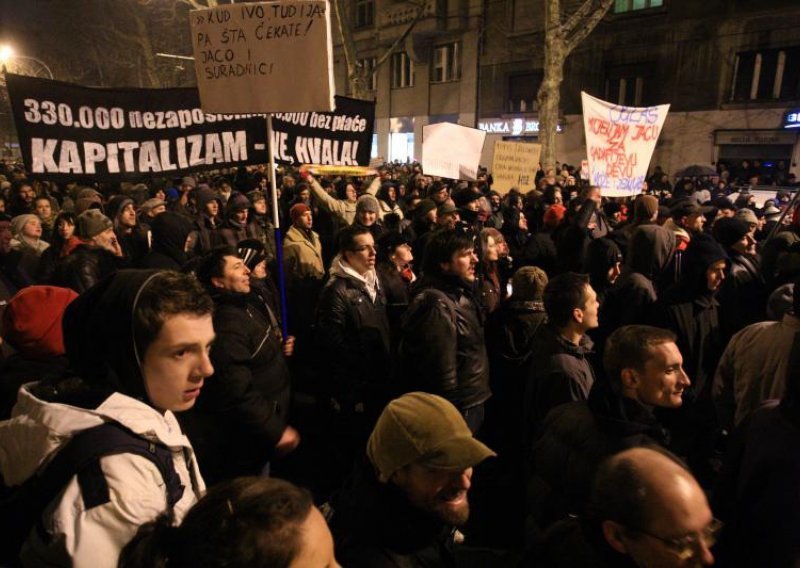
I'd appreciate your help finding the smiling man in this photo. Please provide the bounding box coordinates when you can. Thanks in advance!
[331,392,496,567]
[0,270,214,567]
[528,325,689,532]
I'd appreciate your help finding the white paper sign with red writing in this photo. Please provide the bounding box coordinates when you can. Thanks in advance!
[581,92,669,197]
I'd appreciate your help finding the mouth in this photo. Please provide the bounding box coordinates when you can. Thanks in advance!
[183,383,203,400]
[438,489,468,507]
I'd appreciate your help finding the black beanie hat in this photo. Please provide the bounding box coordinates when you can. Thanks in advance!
[712,217,750,249]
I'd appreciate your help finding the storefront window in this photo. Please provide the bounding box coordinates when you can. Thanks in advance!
[389,133,415,163]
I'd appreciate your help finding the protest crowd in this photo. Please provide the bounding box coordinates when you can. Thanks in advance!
[1,156,800,567]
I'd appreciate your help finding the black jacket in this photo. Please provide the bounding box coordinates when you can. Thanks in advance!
[49,244,120,294]
[181,289,291,485]
[139,212,193,271]
[718,250,766,341]
[400,274,491,411]
[314,263,392,405]
[525,324,596,436]
[330,457,458,568]
[528,381,668,532]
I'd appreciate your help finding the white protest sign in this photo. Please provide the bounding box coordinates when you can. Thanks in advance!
[422,123,486,181]
[491,141,541,194]
[190,1,334,113]
[582,92,669,197]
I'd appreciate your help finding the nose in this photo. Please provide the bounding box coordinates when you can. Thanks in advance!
[198,350,214,378]
[679,367,691,388]
[696,540,715,566]
[453,468,473,491]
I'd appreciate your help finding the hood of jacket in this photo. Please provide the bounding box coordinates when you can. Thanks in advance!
[586,379,668,443]
[151,211,193,265]
[626,225,676,280]
[0,382,195,487]
[62,269,166,403]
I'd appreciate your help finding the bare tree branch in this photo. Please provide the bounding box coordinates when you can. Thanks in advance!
[374,0,427,69]
[565,0,614,52]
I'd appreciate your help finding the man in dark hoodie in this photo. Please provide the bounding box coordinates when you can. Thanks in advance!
[139,211,194,271]
[106,195,147,265]
[528,325,688,534]
[220,192,264,248]
[191,185,224,253]
[400,228,490,433]
[600,224,676,337]
[653,234,728,483]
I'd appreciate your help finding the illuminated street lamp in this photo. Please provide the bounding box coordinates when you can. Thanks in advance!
[0,44,54,79]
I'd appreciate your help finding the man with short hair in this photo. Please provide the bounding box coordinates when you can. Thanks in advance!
[526,272,599,432]
[529,325,689,531]
[400,229,491,432]
[186,247,299,484]
[330,392,496,567]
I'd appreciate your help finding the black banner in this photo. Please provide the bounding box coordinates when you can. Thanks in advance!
[5,74,269,181]
[5,75,376,181]
[271,95,375,166]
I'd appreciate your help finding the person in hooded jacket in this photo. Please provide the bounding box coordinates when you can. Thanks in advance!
[106,196,147,265]
[219,192,264,248]
[139,212,194,272]
[191,185,224,254]
[652,234,728,484]
[600,225,676,339]
[527,326,688,535]
[0,270,213,568]
[375,232,416,341]
[584,238,623,306]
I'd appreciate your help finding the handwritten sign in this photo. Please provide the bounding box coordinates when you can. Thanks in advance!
[422,122,486,181]
[582,92,669,197]
[491,141,541,194]
[190,1,334,113]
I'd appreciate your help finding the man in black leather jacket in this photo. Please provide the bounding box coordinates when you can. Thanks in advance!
[400,228,490,433]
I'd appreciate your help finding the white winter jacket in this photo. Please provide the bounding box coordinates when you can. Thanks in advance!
[0,385,205,568]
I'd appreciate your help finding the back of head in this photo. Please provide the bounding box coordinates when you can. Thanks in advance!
[627,225,676,278]
[62,270,213,402]
[511,266,548,302]
[119,477,314,568]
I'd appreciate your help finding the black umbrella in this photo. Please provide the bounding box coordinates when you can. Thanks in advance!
[674,165,718,178]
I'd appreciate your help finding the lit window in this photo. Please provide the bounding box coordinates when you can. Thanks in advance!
[431,43,461,83]
[614,0,663,13]
[391,51,415,89]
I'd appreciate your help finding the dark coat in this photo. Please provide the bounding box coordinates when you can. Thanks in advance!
[525,324,596,436]
[180,290,291,485]
[717,250,766,341]
[139,212,194,271]
[314,265,393,406]
[330,457,458,568]
[48,243,120,294]
[400,274,491,411]
[528,382,668,532]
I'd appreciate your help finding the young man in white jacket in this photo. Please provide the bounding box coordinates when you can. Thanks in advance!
[0,269,215,568]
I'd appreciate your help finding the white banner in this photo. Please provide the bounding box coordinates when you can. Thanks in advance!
[582,92,669,197]
[190,1,334,114]
[491,141,541,194]
[422,122,486,181]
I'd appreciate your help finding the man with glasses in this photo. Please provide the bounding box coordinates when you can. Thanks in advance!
[537,447,718,567]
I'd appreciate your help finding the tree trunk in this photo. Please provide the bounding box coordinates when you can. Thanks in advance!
[537,0,564,173]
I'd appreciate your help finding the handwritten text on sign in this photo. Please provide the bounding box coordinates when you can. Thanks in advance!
[491,141,541,195]
[190,1,334,114]
[581,92,669,197]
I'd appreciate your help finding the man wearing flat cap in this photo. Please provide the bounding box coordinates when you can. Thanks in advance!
[330,392,496,567]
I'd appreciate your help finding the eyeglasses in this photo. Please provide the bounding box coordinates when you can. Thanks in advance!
[631,518,723,561]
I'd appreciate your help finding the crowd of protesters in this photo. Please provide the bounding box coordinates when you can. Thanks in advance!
[0,156,799,567]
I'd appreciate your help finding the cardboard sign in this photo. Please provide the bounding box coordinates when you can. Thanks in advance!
[422,122,486,181]
[491,140,541,194]
[190,1,334,113]
[582,92,669,197]
[4,73,268,181]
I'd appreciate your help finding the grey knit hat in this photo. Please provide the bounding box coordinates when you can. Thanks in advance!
[77,209,114,239]
[357,194,380,214]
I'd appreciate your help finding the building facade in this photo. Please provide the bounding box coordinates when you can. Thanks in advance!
[336,0,800,180]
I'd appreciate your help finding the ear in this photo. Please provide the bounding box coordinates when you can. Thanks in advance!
[601,520,629,554]
[573,306,584,324]
[210,276,224,289]
[620,368,638,390]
